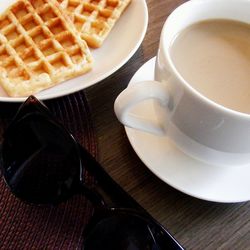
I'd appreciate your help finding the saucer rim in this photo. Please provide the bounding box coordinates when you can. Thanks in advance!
[124,57,250,203]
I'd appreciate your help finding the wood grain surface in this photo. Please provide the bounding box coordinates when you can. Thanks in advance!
[84,1,250,249]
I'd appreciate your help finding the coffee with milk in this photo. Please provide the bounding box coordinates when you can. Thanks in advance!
[171,19,250,114]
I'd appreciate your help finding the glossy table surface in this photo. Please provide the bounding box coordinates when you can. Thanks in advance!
[84,0,250,249]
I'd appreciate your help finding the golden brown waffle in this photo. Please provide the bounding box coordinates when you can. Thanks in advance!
[57,0,131,48]
[0,0,93,97]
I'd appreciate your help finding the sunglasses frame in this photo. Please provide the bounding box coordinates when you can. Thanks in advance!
[0,96,184,250]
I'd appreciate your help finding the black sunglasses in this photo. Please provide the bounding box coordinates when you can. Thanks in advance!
[0,96,184,250]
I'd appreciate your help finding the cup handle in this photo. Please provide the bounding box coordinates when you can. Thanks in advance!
[114,81,170,135]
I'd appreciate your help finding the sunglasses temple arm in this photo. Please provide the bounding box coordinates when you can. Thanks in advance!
[78,144,145,211]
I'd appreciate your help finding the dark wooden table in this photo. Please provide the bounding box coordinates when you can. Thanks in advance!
[84,0,250,249]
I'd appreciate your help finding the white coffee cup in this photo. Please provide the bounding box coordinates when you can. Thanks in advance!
[114,0,250,167]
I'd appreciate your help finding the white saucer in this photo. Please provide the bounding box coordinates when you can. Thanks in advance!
[0,0,148,102]
[125,57,250,203]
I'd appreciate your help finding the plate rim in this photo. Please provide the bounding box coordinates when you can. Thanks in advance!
[0,0,148,102]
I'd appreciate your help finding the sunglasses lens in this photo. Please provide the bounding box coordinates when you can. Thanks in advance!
[84,211,181,250]
[84,213,154,250]
[1,114,80,204]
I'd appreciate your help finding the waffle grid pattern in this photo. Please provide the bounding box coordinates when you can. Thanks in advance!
[0,0,93,97]
[57,0,131,48]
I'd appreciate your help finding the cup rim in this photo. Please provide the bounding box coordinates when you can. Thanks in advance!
[161,0,250,119]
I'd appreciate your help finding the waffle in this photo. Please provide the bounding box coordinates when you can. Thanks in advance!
[0,0,93,97]
[57,0,131,48]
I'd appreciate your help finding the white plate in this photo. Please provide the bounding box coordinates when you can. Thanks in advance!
[0,0,148,102]
[125,57,250,203]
